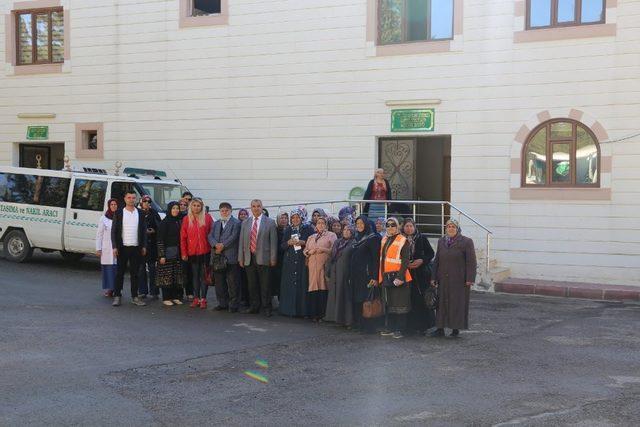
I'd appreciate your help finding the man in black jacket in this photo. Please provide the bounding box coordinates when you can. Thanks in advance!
[111,190,148,307]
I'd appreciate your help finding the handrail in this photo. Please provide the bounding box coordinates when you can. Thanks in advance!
[212,199,494,283]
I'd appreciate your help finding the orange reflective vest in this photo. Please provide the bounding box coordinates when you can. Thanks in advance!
[379,235,412,283]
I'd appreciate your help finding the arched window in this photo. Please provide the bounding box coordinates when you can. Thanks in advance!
[522,119,600,187]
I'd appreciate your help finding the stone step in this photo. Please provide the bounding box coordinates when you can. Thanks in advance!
[495,278,640,302]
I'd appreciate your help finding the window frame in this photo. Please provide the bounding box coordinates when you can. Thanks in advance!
[377,0,455,46]
[521,118,601,188]
[14,7,64,66]
[526,0,606,30]
[191,0,222,16]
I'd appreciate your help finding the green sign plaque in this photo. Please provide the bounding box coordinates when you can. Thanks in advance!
[391,109,435,132]
[26,126,49,140]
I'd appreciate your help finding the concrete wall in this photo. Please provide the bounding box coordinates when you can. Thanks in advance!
[0,0,638,285]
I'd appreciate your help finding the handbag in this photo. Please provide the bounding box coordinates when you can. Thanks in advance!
[164,246,178,260]
[362,287,384,319]
[211,253,228,272]
[422,286,438,310]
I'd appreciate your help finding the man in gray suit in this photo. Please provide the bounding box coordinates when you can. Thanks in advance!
[208,202,241,312]
[238,199,278,316]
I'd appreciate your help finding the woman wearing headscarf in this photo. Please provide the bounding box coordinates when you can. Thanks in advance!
[363,168,392,218]
[325,225,355,327]
[375,217,387,237]
[180,197,213,309]
[279,209,314,317]
[378,217,412,339]
[156,202,184,306]
[310,208,327,230]
[96,198,118,297]
[304,216,337,321]
[273,212,290,300]
[329,216,343,237]
[402,218,436,335]
[338,206,355,224]
[350,215,381,333]
[138,195,162,299]
[431,219,477,337]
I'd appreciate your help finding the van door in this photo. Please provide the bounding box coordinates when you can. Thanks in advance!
[64,177,108,253]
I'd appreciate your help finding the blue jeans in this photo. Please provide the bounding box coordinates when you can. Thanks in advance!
[138,259,158,296]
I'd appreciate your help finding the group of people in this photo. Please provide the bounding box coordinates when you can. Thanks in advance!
[95,175,478,338]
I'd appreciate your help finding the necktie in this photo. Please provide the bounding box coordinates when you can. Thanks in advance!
[250,218,258,254]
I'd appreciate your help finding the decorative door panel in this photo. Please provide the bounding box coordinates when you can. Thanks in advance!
[379,138,416,200]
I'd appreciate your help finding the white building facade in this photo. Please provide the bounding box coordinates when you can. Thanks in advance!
[1,0,639,286]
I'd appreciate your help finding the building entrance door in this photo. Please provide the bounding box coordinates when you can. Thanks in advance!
[378,136,451,233]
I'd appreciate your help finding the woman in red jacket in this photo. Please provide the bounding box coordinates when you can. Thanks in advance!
[181,197,213,309]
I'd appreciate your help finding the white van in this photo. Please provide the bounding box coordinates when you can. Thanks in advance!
[0,166,188,262]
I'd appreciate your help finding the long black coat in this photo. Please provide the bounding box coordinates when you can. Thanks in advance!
[406,233,435,331]
[433,235,477,330]
[278,224,314,317]
[350,233,381,303]
[141,208,161,259]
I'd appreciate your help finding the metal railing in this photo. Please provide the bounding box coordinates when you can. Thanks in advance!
[214,199,493,276]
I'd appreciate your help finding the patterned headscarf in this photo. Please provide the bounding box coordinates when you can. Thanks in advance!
[445,219,461,247]
[332,224,355,261]
[338,206,354,221]
[290,208,304,229]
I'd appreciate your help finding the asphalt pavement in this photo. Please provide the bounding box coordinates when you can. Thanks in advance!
[1,249,639,426]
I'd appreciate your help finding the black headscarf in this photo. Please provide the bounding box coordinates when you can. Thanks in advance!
[165,201,181,222]
[354,215,373,242]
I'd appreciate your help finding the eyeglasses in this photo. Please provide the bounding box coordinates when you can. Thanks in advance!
[385,223,396,228]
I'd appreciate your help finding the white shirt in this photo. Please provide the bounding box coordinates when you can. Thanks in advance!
[122,208,139,246]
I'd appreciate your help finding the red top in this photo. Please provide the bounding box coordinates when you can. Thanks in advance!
[180,214,213,257]
[372,181,387,200]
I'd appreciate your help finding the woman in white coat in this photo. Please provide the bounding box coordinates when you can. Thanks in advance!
[96,199,119,297]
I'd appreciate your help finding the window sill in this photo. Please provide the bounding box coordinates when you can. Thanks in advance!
[374,40,452,57]
[178,0,229,28]
[9,63,63,76]
[75,150,103,160]
[510,188,611,201]
[514,23,616,43]
[179,13,228,28]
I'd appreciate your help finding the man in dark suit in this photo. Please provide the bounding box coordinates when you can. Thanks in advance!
[208,202,241,312]
[238,199,278,316]
[111,190,148,307]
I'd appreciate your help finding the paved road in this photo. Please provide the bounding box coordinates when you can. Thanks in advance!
[1,250,639,426]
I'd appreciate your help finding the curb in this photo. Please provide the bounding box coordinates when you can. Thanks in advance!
[495,278,640,302]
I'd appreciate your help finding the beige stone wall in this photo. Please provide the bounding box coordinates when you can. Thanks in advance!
[0,0,638,285]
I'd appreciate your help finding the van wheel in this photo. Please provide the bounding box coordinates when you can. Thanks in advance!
[60,251,85,262]
[3,230,33,263]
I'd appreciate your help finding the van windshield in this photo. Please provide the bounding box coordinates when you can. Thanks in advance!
[137,182,189,213]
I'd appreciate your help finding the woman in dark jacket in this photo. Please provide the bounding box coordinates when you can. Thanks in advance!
[350,215,381,333]
[156,202,184,306]
[325,225,355,327]
[138,195,162,299]
[402,218,435,335]
[363,168,392,217]
[431,219,477,338]
[279,209,314,317]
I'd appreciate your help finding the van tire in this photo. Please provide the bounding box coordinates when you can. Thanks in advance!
[60,251,85,262]
[3,230,33,263]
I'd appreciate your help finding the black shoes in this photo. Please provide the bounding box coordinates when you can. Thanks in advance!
[241,308,259,314]
[213,305,228,311]
[450,329,460,337]
[263,309,272,318]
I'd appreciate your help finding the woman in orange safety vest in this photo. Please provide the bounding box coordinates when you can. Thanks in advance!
[378,217,412,339]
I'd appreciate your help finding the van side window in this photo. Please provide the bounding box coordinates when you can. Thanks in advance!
[71,179,107,211]
[0,173,37,204]
[39,177,71,208]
